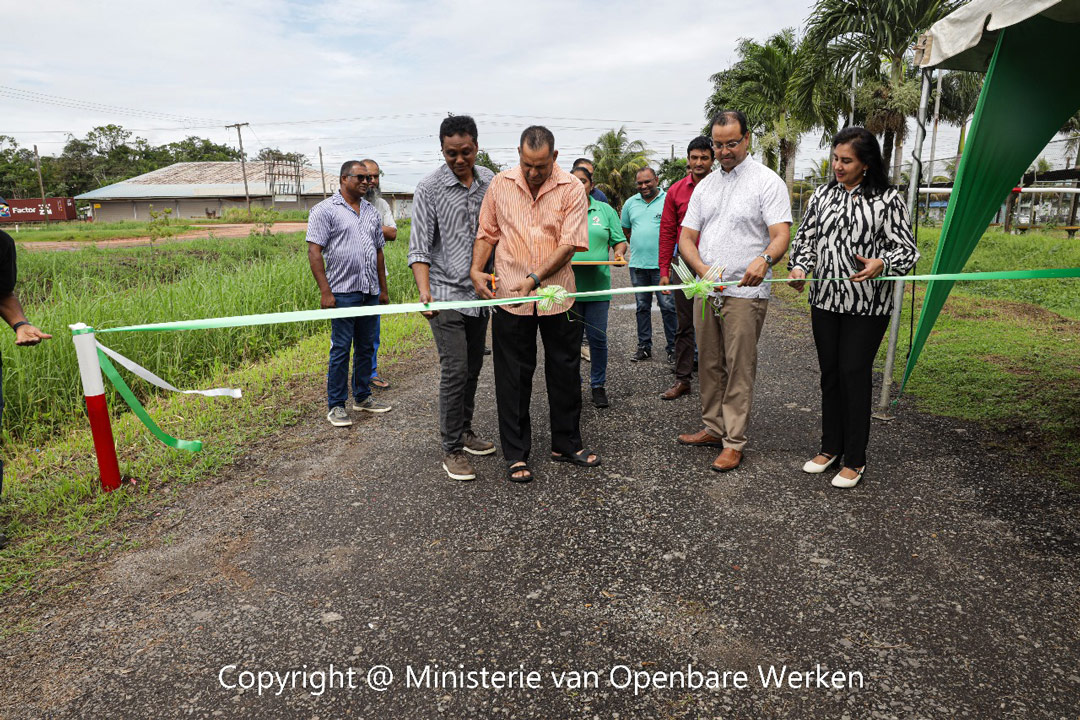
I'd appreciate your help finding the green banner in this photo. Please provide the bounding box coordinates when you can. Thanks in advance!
[902,15,1080,392]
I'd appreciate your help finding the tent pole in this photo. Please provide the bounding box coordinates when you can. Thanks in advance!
[875,68,932,419]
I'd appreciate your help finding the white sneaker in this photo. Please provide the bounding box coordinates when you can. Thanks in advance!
[581,345,591,362]
[327,406,352,426]
[802,453,838,474]
[831,466,865,488]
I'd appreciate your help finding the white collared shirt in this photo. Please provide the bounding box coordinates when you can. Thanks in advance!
[681,156,792,299]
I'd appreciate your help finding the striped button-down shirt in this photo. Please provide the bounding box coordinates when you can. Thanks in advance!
[475,163,589,316]
[682,156,792,300]
[306,192,385,294]
[408,163,495,317]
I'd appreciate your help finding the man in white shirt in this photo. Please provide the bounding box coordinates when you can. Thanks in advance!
[362,158,397,390]
[675,110,792,472]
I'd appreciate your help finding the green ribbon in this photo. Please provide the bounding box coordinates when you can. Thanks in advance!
[86,266,1079,452]
[96,348,203,452]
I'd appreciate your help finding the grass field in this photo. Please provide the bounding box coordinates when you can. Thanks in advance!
[2,222,417,447]
[772,226,1080,477]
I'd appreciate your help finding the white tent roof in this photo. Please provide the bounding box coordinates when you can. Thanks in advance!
[922,0,1080,70]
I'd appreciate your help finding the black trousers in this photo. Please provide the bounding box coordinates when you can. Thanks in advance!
[428,310,489,454]
[811,307,890,469]
[492,307,584,464]
[672,274,697,382]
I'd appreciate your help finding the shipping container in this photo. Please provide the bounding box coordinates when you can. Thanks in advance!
[0,197,78,223]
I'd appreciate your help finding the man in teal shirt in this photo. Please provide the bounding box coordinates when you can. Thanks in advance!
[621,167,676,362]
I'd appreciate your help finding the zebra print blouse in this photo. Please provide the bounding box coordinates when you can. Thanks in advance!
[788,182,920,316]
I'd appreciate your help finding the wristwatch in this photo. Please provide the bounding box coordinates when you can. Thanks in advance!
[758,253,774,266]
[527,272,541,289]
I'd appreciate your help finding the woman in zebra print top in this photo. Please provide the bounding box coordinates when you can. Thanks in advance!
[787,127,919,489]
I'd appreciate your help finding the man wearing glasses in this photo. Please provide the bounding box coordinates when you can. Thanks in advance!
[307,161,392,427]
[675,110,792,472]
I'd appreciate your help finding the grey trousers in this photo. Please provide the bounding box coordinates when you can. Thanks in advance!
[429,309,489,454]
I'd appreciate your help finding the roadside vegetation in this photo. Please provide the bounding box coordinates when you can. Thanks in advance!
[772,226,1080,477]
[1,222,426,599]
[6,219,197,244]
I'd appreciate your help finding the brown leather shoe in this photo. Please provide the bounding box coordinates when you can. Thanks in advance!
[677,428,723,447]
[711,448,742,472]
[660,380,691,400]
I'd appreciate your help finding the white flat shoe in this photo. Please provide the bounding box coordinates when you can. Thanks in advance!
[831,466,865,488]
[802,453,838,474]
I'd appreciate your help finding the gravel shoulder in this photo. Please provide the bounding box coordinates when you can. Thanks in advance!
[2,280,1078,719]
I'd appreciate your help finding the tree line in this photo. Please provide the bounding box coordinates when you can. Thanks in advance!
[0,124,308,201]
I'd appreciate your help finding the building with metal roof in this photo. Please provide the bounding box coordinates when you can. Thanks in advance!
[75,161,414,222]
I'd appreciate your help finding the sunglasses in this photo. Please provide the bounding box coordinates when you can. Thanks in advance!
[345,173,378,181]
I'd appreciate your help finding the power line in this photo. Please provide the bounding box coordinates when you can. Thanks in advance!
[0,85,222,125]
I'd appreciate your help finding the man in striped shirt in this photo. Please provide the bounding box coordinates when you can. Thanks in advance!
[470,126,599,483]
[409,115,497,482]
[307,161,391,427]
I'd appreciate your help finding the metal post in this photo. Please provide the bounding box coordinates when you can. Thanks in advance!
[849,66,857,126]
[33,145,49,225]
[875,68,932,418]
[226,123,251,213]
[319,146,327,199]
[925,70,943,220]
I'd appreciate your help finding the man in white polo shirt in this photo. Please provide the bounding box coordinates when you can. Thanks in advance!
[675,110,792,472]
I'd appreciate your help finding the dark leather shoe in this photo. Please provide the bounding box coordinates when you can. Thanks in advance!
[660,380,691,400]
[631,347,651,362]
[591,386,610,408]
[711,448,742,472]
[677,428,723,446]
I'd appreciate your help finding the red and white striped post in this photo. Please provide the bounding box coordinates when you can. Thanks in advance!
[70,323,122,491]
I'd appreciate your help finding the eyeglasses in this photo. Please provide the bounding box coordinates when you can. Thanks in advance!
[345,173,378,181]
[712,137,745,151]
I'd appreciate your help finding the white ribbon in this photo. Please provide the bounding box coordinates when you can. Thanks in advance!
[96,342,242,398]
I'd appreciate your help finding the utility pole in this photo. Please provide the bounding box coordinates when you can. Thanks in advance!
[226,123,251,213]
[33,145,49,225]
[319,146,327,199]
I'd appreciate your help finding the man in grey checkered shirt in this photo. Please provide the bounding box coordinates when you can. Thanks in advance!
[409,116,497,482]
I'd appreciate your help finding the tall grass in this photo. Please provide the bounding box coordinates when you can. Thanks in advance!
[2,224,416,447]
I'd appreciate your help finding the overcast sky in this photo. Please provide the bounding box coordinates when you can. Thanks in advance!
[1,0,1071,189]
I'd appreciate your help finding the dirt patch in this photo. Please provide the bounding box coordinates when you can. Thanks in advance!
[18,222,308,252]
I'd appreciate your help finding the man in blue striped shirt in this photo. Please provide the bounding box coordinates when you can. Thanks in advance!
[307,161,392,426]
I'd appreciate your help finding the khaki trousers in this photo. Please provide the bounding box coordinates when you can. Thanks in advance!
[693,295,769,451]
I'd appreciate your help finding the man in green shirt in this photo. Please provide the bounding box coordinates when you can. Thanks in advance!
[621,167,677,363]
[570,166,626,408]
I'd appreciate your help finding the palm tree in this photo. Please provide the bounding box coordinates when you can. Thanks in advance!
[801,0,962,174]
[705,28,842,197]
[585,127,651,210]
[657,157,688,190]
[937,70,985,169]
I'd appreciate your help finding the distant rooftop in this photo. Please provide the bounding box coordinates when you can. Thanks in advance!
[75,161,414,200]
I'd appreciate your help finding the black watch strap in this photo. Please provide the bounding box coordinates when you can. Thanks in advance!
[527,273,541,289]
[11,321,29,332]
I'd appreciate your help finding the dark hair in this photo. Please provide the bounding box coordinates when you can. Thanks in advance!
[635,166,657,179]
[339,160,362,178]
[709,109,748,136]
[520,125,555,153]
[687,135,714,156]
[440,115,479,145]
[831,126,890,196]
[572,157,593,170]
[571,165,593,182]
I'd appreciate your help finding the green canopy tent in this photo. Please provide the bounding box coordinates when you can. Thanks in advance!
[898,0,1080,393]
